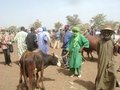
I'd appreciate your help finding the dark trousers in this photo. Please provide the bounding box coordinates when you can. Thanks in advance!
[61,49,68,65]
[3,49,11,65]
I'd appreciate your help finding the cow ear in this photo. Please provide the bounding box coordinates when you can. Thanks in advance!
[53,53,55,57]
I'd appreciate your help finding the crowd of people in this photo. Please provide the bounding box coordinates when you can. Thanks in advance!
[0,24,120,90]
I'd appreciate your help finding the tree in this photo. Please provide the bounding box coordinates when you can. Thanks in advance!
[54,21,62,30]
[8,26,17,33]
[80,23,91,33]
[90,13,106,29]
[31,19,41,29]
[66,14,81,27]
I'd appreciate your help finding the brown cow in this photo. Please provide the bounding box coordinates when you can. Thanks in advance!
[19,50,61,90]
[82,34,119,60]
[82,34,100,60]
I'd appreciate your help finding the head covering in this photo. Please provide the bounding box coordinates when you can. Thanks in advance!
[72,26,80,32]
[35,27,43,33]
[100,25,115,33]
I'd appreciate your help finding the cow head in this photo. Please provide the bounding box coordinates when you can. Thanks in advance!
[50,53,61,67]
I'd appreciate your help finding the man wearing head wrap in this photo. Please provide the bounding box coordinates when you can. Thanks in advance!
[66,26,89,77]
[95,26,118,90]
[36,27,50,54]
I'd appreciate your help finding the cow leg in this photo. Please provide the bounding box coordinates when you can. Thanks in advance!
[90,51,94,60]
[19,66,23,84]
[40,68,45,90]
[18,66,23,90]
[87,51,90,59]
[82,50,86,61]
[27,62,36,90]
[36,71,40,88]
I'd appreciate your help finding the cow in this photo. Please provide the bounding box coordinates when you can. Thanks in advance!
[19,50,61,90]
[82,34,100,60]
[82,34,119,61]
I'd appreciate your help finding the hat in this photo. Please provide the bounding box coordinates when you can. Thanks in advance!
[72,26,80,32]
[101,25,115,33]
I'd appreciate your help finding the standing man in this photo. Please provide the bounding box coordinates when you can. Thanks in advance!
[61,25,73,67]
[95,26,117,90]
[25,27,38,51]
[14,26,28,58]
[1,33,12,66]
[66,26,89,77]
[53,29,61,49]
[36,27,50,54]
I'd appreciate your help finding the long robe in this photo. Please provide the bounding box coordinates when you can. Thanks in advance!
[67,34,89,68]
[14,31,28,58]
[37,31,49,54]
[95,39,117,90]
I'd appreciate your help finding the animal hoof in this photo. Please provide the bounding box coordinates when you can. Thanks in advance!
[36,84,40,88]
[41,87,45,90]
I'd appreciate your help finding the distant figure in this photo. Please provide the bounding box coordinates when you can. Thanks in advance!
[36,27,50,54]
[25,27,38,51]
[53,29,61,49]
[61,25,73,66]
[117,28,120,35]
[90,28,95,36]
[95,26,117,90]
[1,33,12,66]
[14,26,28,58]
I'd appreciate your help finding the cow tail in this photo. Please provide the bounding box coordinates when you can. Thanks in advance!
[21,54,27,85]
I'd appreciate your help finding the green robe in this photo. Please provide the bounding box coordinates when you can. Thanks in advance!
[95,39,116,90]
[66,34,89,68]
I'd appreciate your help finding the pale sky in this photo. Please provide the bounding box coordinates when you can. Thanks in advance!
[0,0,120,29]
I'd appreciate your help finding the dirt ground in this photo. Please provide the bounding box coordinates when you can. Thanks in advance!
[0,43,120,90]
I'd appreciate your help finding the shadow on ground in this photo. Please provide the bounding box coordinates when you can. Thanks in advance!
[57,67,69,76]
[74,79,95,90]
[0,61,5,65]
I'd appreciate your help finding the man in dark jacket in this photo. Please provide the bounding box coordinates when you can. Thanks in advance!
[26,27,38,51]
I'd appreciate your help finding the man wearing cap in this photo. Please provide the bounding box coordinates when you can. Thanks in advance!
[66,26,89,78]
[95,26,118,90]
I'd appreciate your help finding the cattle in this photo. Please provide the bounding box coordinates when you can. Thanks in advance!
[19,50,61,90]
[82,34,100,60]
[82,34,119,60]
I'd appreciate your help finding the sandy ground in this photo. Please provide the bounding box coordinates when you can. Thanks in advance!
[0,43,120,90]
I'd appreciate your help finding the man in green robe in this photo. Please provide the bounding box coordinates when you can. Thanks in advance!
[66,26,89,77]
[95,26,117,90]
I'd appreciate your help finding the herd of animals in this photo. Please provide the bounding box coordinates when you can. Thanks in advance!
[0,33,120,90]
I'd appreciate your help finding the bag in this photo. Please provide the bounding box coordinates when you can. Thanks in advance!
[8,44,13,52]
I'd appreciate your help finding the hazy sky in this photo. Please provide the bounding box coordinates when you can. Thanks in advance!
[0,0,120,29]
